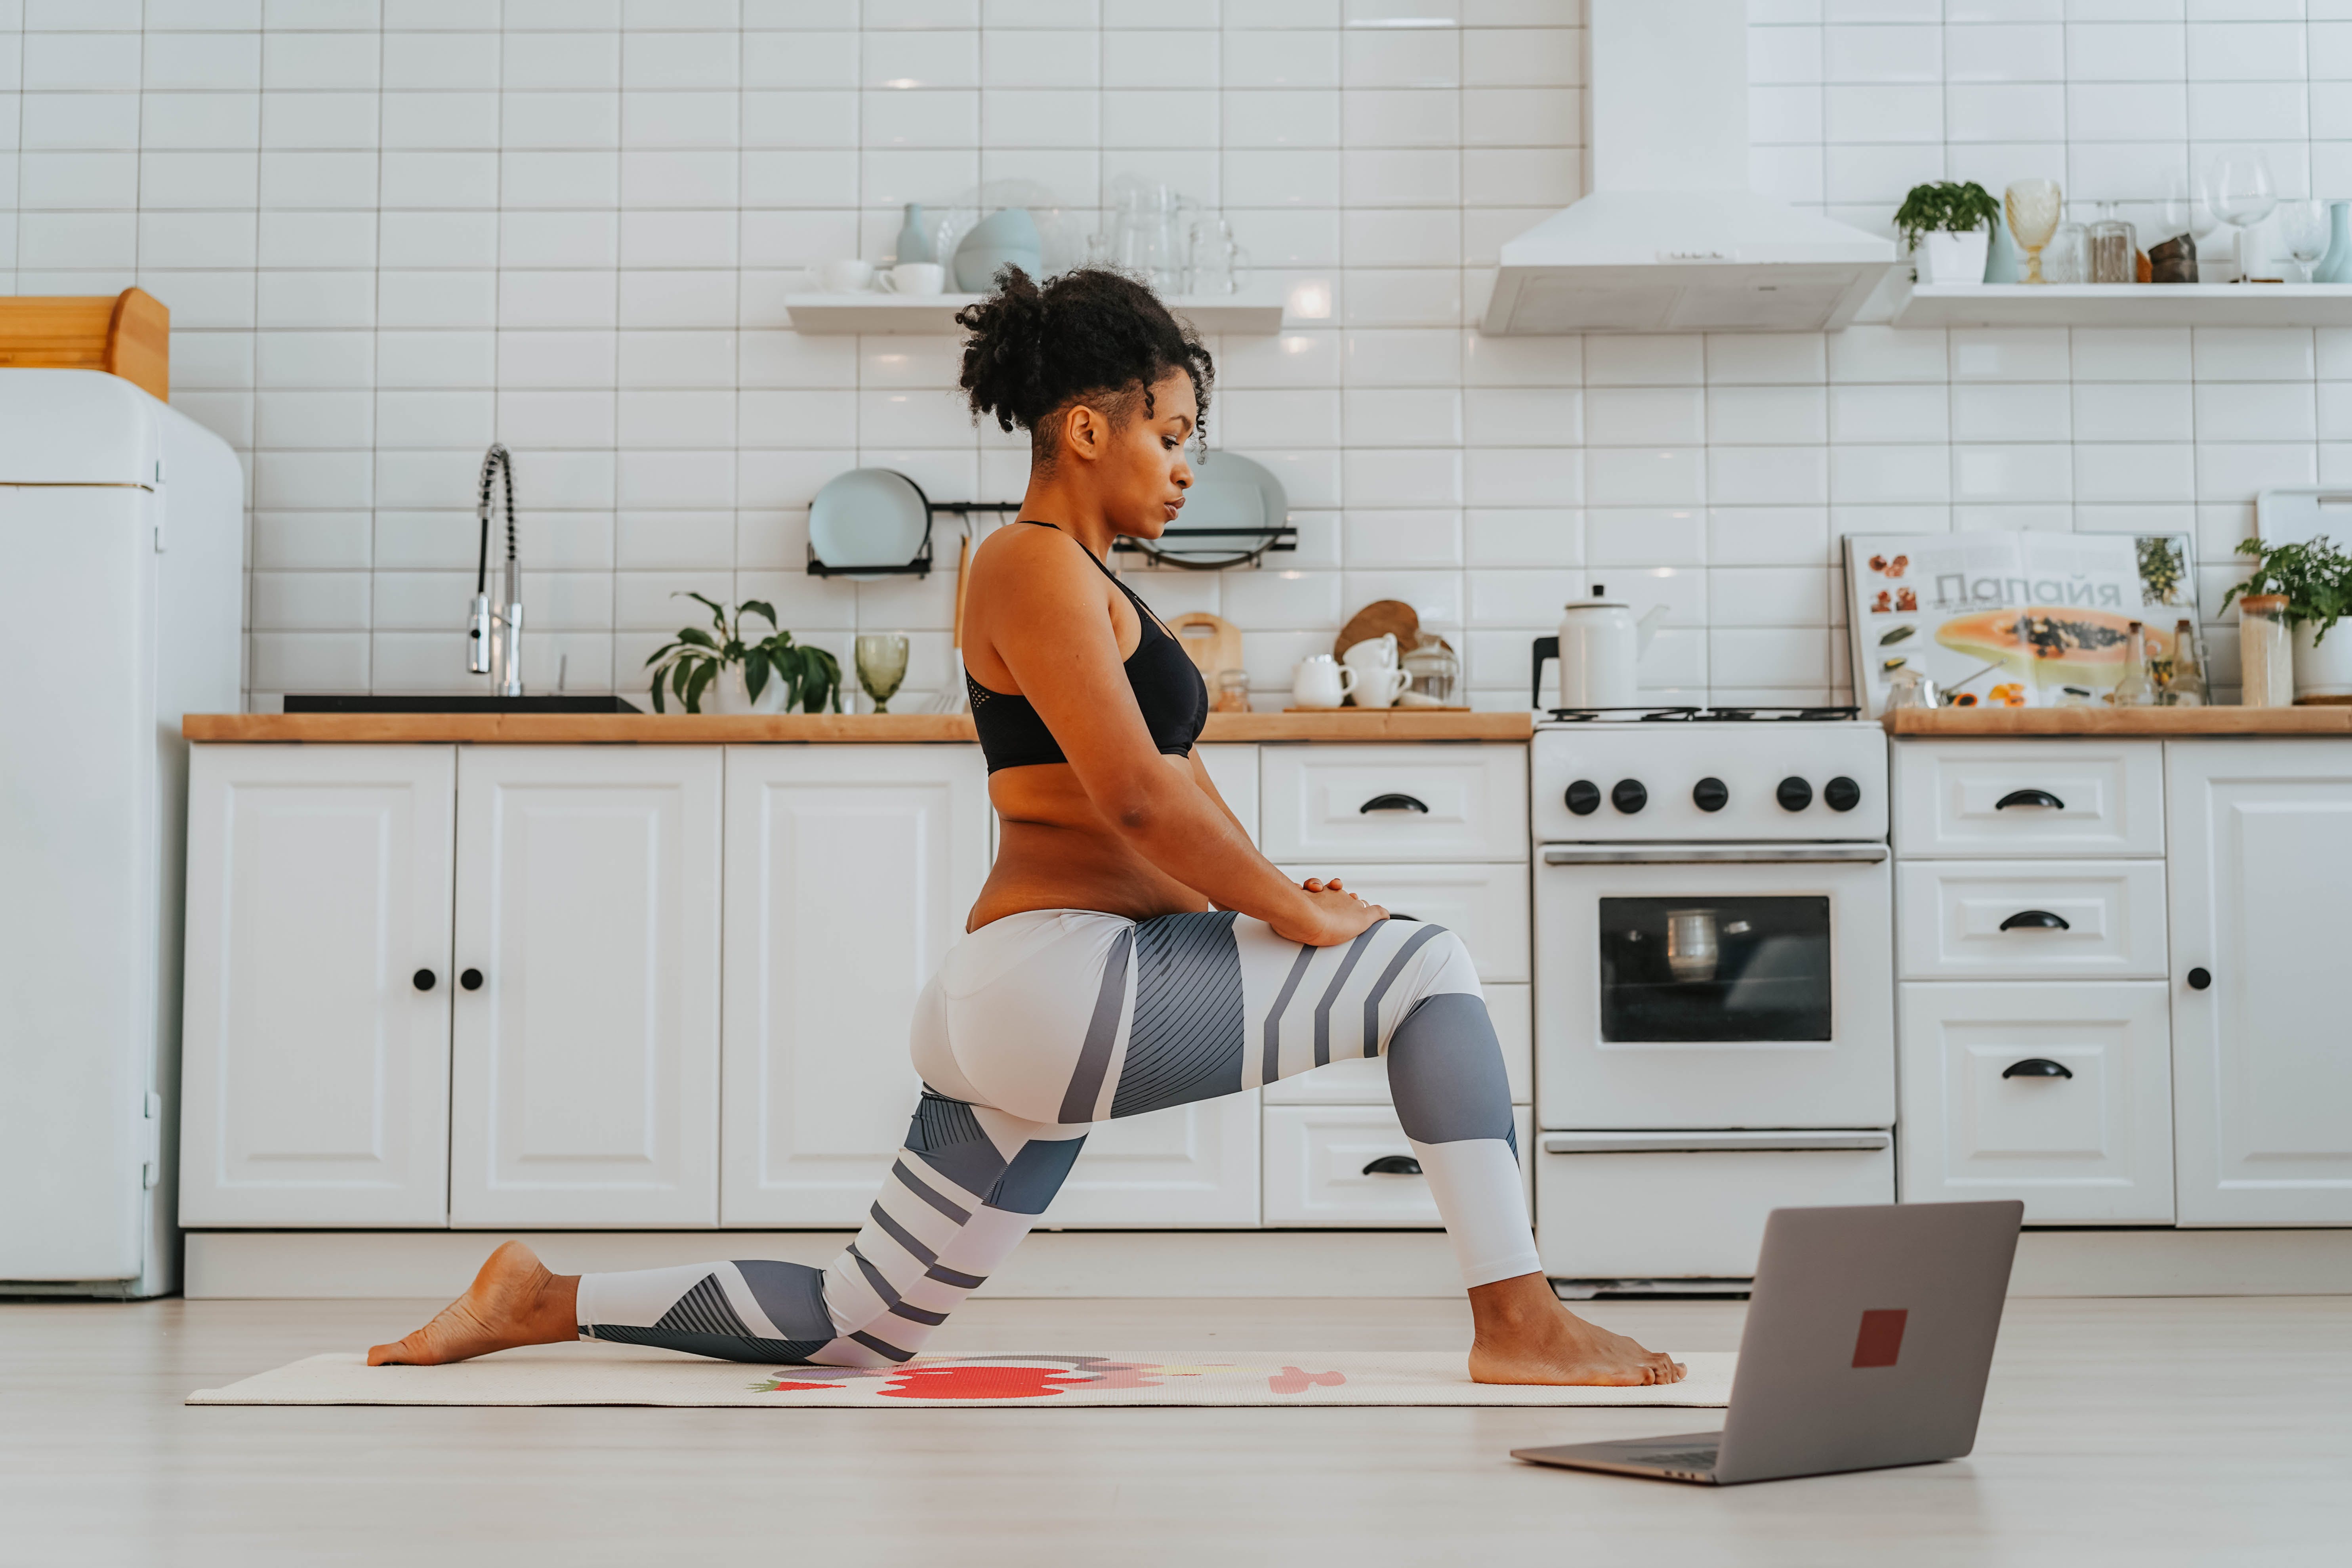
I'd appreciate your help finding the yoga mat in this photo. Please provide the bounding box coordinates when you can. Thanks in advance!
[190,1348,1734,1409]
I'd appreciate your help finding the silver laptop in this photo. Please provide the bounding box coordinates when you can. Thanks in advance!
[1513,1200,2023,1486]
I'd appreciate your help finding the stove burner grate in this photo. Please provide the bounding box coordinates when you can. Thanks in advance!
[1543,705,1862,724]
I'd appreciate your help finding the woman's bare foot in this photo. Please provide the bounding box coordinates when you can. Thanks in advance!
[366,1241,581,1366]
[1465,1272,1687,1386]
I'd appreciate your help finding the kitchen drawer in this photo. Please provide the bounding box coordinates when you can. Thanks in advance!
[1898,981,2173,1224]
[1261,744,1527,864]
[1276,862,1530,984]
[1897,859,2168,980]
[1263,1105,1532,1228]
[1196,743,1258,844]
[1265,982,1530,1105]
[1894,741,2163,858]
[1536,1131,1894,1280]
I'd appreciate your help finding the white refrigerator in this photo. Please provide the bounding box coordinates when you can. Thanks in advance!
[0,370,242,1297]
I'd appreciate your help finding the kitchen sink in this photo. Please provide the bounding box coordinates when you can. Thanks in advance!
[283,694,643,714]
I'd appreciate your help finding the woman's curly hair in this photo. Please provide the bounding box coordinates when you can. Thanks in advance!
[955,265,1213,467]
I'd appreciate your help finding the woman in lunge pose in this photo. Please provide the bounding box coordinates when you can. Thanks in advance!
[372,269,1684,1387]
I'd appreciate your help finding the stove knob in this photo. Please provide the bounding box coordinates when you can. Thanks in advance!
[1565,779,1601,816]
[1776,776,1813,812]
[1692,776,1728,813]
[1612,779,1648,815]
[1824,775,1862,812]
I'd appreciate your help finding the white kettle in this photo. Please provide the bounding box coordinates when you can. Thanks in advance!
[1541,585,1668,710]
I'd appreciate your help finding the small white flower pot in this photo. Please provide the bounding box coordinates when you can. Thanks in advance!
[1918,229,1991,285]
[2292,620,2352,699]
[707,666,790,715]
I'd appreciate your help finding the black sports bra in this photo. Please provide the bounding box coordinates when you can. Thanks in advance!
[966,522,1209,774]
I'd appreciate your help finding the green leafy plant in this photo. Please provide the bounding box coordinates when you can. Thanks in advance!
[2224,536,2352,645]
[1893,181,2003,248]
[644,594,843,713]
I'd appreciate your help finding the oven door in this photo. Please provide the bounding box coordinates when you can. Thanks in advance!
[1534,844,1894,1129]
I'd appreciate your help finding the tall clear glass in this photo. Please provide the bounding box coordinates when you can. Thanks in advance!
[2006,179,2062,284]
[2209,153,2278,281]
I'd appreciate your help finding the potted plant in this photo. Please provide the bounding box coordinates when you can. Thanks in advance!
[2224,536,2352,698]
[1894,181,2003,285]
[644,594,844,714]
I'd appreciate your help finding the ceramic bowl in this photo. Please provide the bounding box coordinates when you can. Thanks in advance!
[954,208,1043,291]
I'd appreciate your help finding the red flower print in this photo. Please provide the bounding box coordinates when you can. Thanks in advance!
[1268,1367,1346,1394]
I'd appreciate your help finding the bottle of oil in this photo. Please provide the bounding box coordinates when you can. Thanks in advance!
[2111,620,2154,706]
[2165,617,2207,707]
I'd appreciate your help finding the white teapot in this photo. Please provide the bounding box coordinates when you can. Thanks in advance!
[1551,585,1668,710]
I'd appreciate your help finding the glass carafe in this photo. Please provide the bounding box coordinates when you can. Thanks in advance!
[2089,201,2137,284]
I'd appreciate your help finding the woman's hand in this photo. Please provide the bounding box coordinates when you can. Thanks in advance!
[1268,877,1389,947]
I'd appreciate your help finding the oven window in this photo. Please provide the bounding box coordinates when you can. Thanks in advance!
[1597,897,1832,1042]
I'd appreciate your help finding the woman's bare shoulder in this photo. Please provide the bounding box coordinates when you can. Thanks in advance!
[971,523,1095,601]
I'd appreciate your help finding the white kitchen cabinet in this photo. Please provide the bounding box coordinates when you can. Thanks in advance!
[1898,981,2175,1224]
[1046,1092,1263,1228]
[1197,743,1259,842]
[1262,743,1527,864]
[1897,858,2170,981]
[448,748,722,1228]
[180,746,456,1227]
[2167,741,2352,1226]
[1894,741,2164,858]
[720,745,992,1226]
[1263,1105,1534,1228]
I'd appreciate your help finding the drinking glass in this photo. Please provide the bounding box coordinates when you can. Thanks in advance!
[2162,168,2217,245]
[2278,200,2329,282]
[2044,204,2091,284]
[855,633,910,713]
[2089,200,2138,284]
[2005,179,2062,284]
[2209,153,2278,280]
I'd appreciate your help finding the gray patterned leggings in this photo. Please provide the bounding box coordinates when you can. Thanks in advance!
[573,908,1537,1366]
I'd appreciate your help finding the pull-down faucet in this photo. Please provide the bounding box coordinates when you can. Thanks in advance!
[467,443,523,696]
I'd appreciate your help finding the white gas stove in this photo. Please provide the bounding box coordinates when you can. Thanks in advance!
[1529,708,1897,1293]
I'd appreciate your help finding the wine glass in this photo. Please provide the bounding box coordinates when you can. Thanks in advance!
[2162,168,2217,245]
[855,633,910,713]
[2209,153,2278,280]
[2278,199,2329,282]
[2005,179,2062,284]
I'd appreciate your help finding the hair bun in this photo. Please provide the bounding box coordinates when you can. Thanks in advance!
[956,265,1213,457]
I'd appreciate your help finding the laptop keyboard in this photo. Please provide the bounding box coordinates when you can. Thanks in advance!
[1627,1448,1720,1471]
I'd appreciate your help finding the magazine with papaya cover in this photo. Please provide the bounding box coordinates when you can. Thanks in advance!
[1843,533,2201,716]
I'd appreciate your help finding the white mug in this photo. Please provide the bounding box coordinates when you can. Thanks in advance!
[820,259,875,293]
[1341,633,1400,675]
[880,262,946,295]
[1351,665,1412,710]
[1292,654,1357,709]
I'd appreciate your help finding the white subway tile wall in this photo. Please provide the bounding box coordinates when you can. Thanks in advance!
[5,0,2347,707]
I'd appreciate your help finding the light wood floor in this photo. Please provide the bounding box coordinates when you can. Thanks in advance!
[3,1292,2346,1567]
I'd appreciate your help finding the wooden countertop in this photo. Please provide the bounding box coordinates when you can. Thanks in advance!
[183,710,1534,745]
[1883,707,2352,736]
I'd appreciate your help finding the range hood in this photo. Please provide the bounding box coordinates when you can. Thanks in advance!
[1482,0,1896,336]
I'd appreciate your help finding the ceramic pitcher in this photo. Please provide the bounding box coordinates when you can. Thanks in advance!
[1555,586,1668,710]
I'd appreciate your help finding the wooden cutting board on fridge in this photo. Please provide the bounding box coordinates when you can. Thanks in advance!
[1166,612,1243,678]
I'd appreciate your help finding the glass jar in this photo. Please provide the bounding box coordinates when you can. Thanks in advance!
[1212,668,1252,714]
[2238,594,2293,707]
[1400,633,1459,706]
[2089,202,2138,284]
[2043,208,2091,284]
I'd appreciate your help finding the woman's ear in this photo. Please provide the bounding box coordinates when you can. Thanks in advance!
[1060,401,1104,464]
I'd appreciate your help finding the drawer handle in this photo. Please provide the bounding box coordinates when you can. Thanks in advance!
[1360,792,1429,815]
[1999,909,2071,931]
[1362,1155,1424,1176]
[2002,1058,2073,1080]
[1995,788,2066,811]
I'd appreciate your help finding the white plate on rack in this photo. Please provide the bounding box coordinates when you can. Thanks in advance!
[810,467,930,575]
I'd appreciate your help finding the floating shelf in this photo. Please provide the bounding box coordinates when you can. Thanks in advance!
[783,287,1287,336]
[1891,281,2352,329]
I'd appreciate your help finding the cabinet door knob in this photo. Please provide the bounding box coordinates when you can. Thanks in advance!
[460,968,485,991]
[2186,967,2211,991]
[1999,909,2071,931]
[2001,1057,2073,1080]
[1995,788,2065,811]
[412,968,437,992]
[1361,1155,1423,1176]
[1360,792,1429,814]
